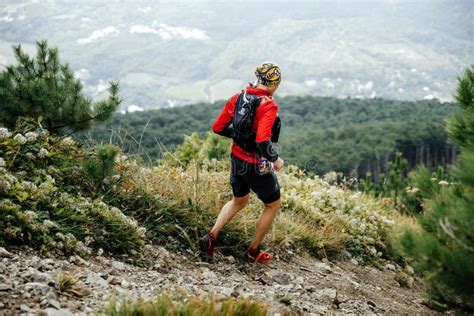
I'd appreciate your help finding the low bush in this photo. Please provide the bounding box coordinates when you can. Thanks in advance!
[0,123,146,254]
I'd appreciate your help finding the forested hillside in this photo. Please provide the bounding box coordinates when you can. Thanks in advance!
[86,96,455,177]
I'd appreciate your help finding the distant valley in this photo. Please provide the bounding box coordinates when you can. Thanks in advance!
[0,0,472,111]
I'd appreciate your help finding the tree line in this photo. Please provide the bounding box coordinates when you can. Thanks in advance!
[85,95,455,179]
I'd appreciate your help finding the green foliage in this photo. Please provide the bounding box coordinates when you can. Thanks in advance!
[385,152,408,207]
[398,67,474,311]
[104,296,267,316]
[83,145,119,190]
[169,131,231,166]
[400,166,451,215]
[0,40,121,134]
[0,124,146,254]
[447,66,474,148]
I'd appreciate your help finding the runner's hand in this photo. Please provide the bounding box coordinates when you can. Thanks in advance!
[274,158,284,171]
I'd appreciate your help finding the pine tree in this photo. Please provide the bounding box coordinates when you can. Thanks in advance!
[399,67,474,311]
[0,40,121,134]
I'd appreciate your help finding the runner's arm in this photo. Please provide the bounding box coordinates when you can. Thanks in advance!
[211,94,238,138]
[256,102,279,162]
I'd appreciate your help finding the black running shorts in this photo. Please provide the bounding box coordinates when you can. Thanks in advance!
[230,154,281,204]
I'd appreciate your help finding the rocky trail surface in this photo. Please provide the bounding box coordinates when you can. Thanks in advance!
[0,246,433,315]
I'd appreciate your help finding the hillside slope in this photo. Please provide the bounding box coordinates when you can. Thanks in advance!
[1,246,432,314]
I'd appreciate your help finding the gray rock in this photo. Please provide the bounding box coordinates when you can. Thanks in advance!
[23,268,55,285]
[45,291,58,301]
[70,255,89,267]
[0,247,12,258]
[273,273,291,285]
[86,272,109,288]
[315,262,332,274]
[40,308,74,316]
[48,299,61,310]
[350,258,359,265]
[0,283,12,291]
[295,276,305,285]
[231,286,241,298]
[224,256,236,264]
[385,263,396,272]
[317,288,337,300]
[111,260,126,271]
[405,265,415,275]
[20,304,32,312]
[23,282,51,295]
[201,270,217,283]
[107,276,121,285]
[257,272,273,285]
[120,279,130,289]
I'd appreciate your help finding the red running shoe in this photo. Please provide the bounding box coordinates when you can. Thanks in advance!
[245,248,272,264]
[199,233,216,260]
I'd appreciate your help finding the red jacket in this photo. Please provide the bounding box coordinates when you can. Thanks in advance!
[212,86,279,163]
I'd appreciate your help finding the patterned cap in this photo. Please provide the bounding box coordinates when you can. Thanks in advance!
[255,62,281,87]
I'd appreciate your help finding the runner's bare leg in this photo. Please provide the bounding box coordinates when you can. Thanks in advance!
[210,194,249,237]
[249,198,281,250]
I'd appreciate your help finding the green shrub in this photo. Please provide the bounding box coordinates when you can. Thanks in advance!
[0,124,146,254]
[83,144,120,191]
[398,67,474,311]
[400,165,451,215]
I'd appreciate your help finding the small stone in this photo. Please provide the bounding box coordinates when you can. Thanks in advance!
[315,262,332,274]
[317,288,337,301]
[40,308,74,316]
[120,280,130,288]
[224,256,236,264]
[23,282,51,295]
[405,265,415,275]
[107,276,121,285]
[367,300,377,308]
[272,273,291,285]
[48,299,61,310]
[71,255,89,267]
[45,291,58,301]
[350,258,359,265]
[0,247,12,258]
[20,304,31,312]
[257,272,273,285]
[385,263,396,272]
[86,272,108,287]
[201,270,217,284]
[231,286,241,298]
[295,276,305,285]
[0,283,12,291]
[111,261,126,271]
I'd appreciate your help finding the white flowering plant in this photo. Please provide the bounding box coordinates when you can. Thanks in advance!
[0,122,145,255]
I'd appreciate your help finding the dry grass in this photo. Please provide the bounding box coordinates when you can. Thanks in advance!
[105,295,268,316]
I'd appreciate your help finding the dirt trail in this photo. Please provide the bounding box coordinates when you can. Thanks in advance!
[0,246,434,315]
